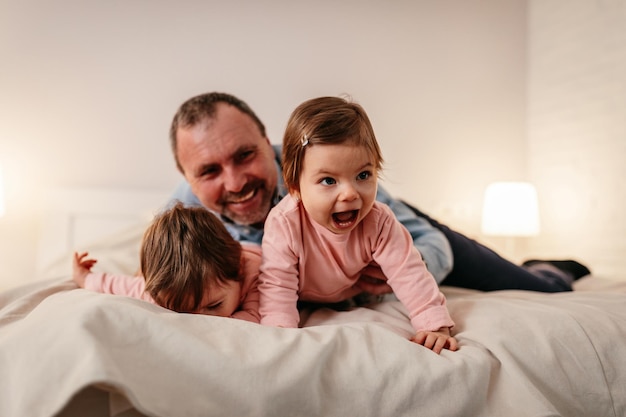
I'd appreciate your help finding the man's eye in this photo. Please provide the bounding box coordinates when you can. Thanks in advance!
[320,177,336,186]
[201,166,220,178]
[357,171,372,180]
[235,150,254,164]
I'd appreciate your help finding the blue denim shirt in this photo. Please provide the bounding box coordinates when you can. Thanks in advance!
[169,145,453,283]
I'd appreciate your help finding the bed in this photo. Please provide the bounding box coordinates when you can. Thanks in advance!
[1,188,625,417]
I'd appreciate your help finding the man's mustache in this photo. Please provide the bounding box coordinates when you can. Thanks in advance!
[219,179,265,204]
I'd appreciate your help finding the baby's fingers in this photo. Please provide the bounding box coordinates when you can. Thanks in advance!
[411,331,458,354]
[411,331,439,351]
[432,335,458,354]
[431,336,446,354]
[82,259,97,268]
[74,251,97,269]
[446,336,459,352]
[411,331,428,346]
[76,251,88,259]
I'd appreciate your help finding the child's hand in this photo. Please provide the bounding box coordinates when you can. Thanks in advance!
[411,327,458,354]
[72,251,97,288]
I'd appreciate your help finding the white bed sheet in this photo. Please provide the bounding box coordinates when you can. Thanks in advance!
[2,194,625,417]
[1,273,625,417]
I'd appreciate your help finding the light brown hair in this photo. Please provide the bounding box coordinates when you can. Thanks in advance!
[169,92,267,173]
[141,202,242,312]
[282,96,384,193]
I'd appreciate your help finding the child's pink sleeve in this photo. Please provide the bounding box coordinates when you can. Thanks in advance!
[258,208,302,328]
[84,272,154,303]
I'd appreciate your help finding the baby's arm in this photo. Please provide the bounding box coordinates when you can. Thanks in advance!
[411,327,458,354]
[258,235,301,326]
[373,207,457,353]
[257,266,300,327]
[72,251,97,288]
[73,251,152,302]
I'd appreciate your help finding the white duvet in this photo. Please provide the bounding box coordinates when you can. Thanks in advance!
[0,225,626,417]
[1,274,625,417]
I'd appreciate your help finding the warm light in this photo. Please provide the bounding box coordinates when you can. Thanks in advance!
[481,182,540,237]
[0,165,5,217]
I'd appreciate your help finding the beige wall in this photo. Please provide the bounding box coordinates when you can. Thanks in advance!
[526,1,626,280]
[1,0,529,289]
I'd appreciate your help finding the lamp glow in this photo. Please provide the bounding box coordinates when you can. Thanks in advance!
[481,182,540,237]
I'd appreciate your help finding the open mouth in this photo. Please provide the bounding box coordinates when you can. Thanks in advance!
[332,210,359,229]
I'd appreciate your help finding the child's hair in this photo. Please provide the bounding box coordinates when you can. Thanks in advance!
[141,202,243,313]
[282,95,384,193]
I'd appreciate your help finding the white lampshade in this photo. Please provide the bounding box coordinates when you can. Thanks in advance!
[481,182,540,237]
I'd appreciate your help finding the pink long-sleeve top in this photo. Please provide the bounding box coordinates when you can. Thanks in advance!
[84,244,262,323]
[258,195,454,332]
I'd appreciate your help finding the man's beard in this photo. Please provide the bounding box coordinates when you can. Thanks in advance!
[220,180,273,226]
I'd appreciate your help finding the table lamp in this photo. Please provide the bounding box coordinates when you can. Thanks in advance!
[481,181,540,258]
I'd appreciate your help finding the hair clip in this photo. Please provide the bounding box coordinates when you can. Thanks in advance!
[301,135,309,147]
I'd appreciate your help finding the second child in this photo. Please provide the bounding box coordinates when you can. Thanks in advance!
[73,203,261,323]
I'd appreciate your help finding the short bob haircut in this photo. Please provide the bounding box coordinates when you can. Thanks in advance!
[281,96,384,193]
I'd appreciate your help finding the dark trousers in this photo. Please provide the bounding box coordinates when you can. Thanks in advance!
[403,202,571,292]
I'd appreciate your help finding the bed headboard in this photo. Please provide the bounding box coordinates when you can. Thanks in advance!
[36,187,171,276]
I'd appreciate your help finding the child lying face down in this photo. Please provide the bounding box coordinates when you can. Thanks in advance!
[72,203,261,323]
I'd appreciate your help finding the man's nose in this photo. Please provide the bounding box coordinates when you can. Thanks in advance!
[222,167,246,192]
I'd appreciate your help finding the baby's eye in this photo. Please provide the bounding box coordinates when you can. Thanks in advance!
[320,177,336,186]
[357,171,372,180]
[204,301,223,311]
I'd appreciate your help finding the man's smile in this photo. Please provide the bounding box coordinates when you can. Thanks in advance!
[225,188,256,204]
[221,179,265,207]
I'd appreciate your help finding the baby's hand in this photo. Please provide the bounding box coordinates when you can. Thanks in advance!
[72,251,97,288]
[411,327,458,354]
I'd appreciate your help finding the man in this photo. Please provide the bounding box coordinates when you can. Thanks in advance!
[169,92,590,292]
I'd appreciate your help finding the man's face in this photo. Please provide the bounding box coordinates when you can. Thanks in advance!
[176,103,278,225]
